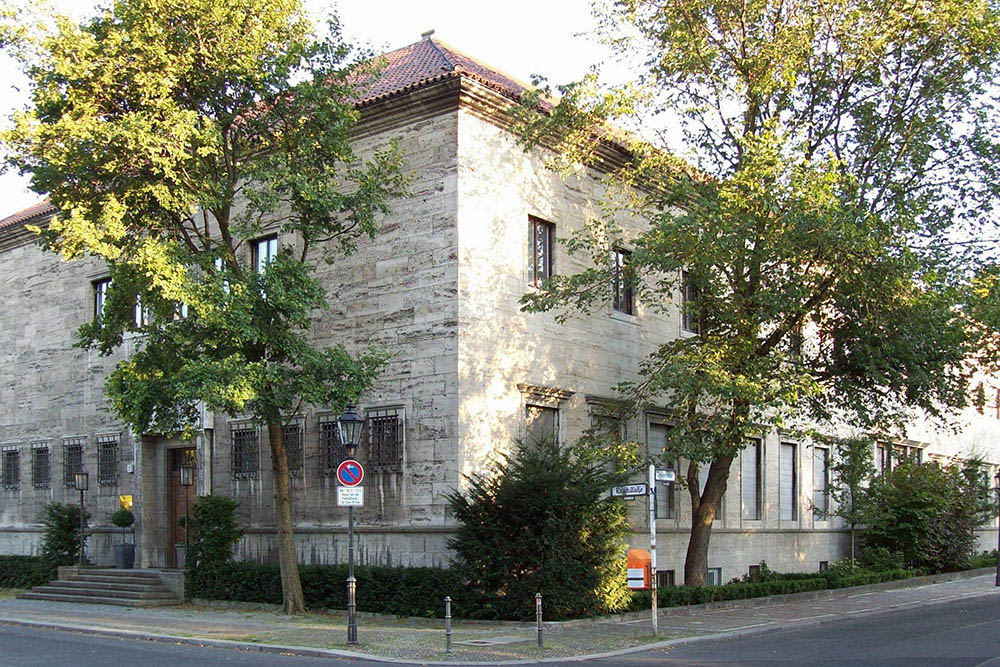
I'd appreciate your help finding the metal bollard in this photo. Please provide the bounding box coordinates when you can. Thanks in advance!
[535,593,543,648]
[445,596,453,653]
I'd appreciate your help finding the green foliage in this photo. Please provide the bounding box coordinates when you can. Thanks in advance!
[863,461,991,572]
[446,438,632,620]
[41,502,88,568]
[630,577,828,610]
[0,555,52,588]
[110,509,134,529]
[971,550,998,569]
[858,546,905,572]
[185,495,243,572]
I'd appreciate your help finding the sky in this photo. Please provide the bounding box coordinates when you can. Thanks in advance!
[0,0,613,217]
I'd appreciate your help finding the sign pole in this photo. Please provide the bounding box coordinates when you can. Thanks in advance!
[648,464,657,636]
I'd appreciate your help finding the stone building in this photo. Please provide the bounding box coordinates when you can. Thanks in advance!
[1,32,998,582]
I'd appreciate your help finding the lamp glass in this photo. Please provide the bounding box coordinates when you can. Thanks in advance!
[74,471,88,491]
[179,464,194,487]
[338,404,364,458]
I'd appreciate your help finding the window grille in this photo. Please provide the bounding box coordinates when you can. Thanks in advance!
[62,438,84,487]
[97,435,119,486]
[2,448,19,490]
[319,417,347,476]
[656,570,675,588]
[525,404,558,445]
[529,217,554,286]
[230,425,259,479]
[612,248,635,315]
[31,444,50,489]
[282,422,303,477]
[366,407,404,472]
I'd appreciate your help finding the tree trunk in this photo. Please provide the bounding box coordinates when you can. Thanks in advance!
[683,454,734,587]
[268,422,306,614]
[850,523,856,568]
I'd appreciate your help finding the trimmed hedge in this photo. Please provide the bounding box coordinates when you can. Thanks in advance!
[0,555,52,588]
[629,577,828,611]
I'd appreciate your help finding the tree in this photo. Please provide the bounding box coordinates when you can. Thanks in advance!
[2,0,406,613]
[814,436,875,565]
[516,0,1000,585]
[41,502,89,569]
[446,437,632,621]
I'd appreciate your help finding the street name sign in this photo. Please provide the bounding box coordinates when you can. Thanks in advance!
[336,459,364,487]
[337,486,364,507]
[655,469,676,482]
[611,483,648,497]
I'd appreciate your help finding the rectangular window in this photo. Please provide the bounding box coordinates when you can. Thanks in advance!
[813,446,829,518]
[93,278,111,319]
[230,424,260,479]
[656,570,675,588]
[133,297,149,327]
[62,437,84,487]
[649,422,676,520]
[318,416,347,476]
[97,435,119,486]
[282,422,303,477]
[252,235,278,274]
[682,270,701,333]
[612,249,635,315]
[876,443,889,474]
[780,442,797,521]
[741,438,762,520]
[819,561,829,572]
[31,444,50,489]
[366,407,404,472]
[529,217,554,286]
[706,567,723,586]
[2,448,19,490]
[525,404,559,445]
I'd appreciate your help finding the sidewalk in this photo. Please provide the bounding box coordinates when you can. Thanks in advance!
[0,572,998,664]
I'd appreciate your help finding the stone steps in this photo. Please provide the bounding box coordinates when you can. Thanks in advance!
[18,568,181,607]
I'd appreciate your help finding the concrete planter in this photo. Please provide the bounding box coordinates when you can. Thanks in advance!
[113,543,135,570]
[175,544,186,569]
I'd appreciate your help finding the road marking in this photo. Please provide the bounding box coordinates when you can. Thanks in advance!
[844,607,880,614]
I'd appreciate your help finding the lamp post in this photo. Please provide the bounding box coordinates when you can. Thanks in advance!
[179,464,194,569]
[74,471,88,567]
[338,404,364,646]
[994,469,999,587]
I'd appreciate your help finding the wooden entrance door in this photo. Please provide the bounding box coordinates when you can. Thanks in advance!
[168,448,197,567]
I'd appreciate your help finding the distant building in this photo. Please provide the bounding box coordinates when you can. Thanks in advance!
[1,33,997,581]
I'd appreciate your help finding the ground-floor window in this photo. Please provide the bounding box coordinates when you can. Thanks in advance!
[2,448,19,490]
[97,435,119,486]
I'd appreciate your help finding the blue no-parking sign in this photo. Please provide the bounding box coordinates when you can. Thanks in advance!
[336,459,364,487]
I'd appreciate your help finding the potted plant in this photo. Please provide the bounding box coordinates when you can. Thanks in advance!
[110,508,135,569]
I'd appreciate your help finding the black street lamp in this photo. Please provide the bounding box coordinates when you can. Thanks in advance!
[180,464,194,569]
[74,471,88,567]
[338,404,364,646]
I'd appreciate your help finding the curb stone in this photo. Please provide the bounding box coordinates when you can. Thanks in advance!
[0,576,998,665]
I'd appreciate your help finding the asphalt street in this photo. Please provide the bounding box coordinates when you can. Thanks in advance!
[2,593,1000,665]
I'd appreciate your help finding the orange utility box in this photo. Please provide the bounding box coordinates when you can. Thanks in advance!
[627,548,652,590]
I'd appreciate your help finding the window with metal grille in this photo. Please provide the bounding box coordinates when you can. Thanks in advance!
[612,248,635,315]
[529,217,554,286]
[62,438,84,487]
[656,570,675,588]
[525,404,558,445]
[31,444,50,489]
[230,425,259,479]
[2,449,19,490]
[97,435,119,486]
[366,407,404,472]
[282,422,303,477]
[318,417,347,476]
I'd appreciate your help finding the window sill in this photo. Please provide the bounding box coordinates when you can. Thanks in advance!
[610,310,638,324]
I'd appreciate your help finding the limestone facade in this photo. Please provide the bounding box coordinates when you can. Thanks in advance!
[1,36,998,582]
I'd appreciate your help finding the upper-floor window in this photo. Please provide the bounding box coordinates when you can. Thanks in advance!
[529,217,554,287]
[133,298,150,327]
[682,270,701,333]
[93,278,111,319]
[252,235,278,274]
[741,438,762,520]
[649,422,676,520]
[779,442,797,521]
[612,248,635,315]
[813,446,829,518]
[31,443,50,489]
[282,421,303,477]
[366,407,404,472]
[525,404,559,445]
[318,415,347,476]
[230,424,260,480]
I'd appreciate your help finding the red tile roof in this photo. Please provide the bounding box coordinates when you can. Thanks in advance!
[0,32,536,234]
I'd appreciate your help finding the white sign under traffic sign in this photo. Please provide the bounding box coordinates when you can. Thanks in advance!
[337,486,364,507]
[611,483,648,497]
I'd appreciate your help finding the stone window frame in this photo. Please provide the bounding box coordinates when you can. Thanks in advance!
[518,383,574,446]
[96,433,120,487]
[779,441,799,522]
[317,413,348,477]
[230,422,260,480]
[365,406,405,473]
[528,215,555,287]
[62,437,85,488]
[281,417,305,477]
[30,441,50,489]
[741,437,763,521]
[2,445,20,491]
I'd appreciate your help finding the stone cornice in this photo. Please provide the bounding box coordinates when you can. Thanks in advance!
[517,382,574,404]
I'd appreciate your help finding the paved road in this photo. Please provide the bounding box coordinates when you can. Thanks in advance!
[2,593,1000,665]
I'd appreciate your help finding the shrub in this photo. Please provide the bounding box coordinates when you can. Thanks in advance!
[858,546,904,571]
[630,577,828,610]
[186,495,242,570]
[0,555,52,588]
[41,502,89,568]
[972,550,998,569]
[447,438,632,620]
[109,509,134,544]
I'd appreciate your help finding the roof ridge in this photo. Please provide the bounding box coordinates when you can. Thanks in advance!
[426,36,456,72]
